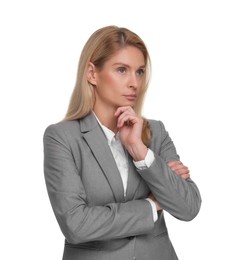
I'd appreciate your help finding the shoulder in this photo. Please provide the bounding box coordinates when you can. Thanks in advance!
[147,119,168,148]
[147,118,179,161]
[148,119,168,136]
[43,119,81,141]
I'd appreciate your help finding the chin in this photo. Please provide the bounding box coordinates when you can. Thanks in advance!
[122,101,135,107]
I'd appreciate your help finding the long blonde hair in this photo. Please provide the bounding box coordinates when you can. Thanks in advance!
[65,26,151,145]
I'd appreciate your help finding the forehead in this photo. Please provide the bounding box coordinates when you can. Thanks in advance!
[106,46,145,67]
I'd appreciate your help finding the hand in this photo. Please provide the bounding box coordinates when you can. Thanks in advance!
[148,193,162,211]
[114,106,147,161]
[167,160,190,180]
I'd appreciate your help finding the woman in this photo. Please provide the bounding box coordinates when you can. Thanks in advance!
[44,25,201,260]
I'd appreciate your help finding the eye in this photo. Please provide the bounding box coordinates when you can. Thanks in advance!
[117,67,126,74]
[136,68,145,77]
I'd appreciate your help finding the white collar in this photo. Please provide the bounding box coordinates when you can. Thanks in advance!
[93,111,120,145]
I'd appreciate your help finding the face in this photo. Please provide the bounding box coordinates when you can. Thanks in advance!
[88,46,145,111]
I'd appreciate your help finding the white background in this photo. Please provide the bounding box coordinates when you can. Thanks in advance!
[1,0,245,259]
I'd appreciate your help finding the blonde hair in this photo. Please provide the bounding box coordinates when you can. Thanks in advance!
[65,25,151,145]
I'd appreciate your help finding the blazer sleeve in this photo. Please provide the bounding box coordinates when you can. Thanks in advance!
[138,120,202,221]
[43,124,154,244]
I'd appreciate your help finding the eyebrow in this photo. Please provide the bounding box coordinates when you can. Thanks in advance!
[113,63,146,69]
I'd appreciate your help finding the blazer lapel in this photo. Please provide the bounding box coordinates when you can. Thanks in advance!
[80,113,125,203]
[125,158,141,200]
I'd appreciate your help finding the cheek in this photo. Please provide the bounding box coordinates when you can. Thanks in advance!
[105,74,119,87]
[101,73,121,90]
[105,74,116,85]
[98,72,112,85]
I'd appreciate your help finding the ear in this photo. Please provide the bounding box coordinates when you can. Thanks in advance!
[87,62,97,86]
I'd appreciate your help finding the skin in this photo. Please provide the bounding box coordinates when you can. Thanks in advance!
[87,46,190,211]
[88,46,145,134]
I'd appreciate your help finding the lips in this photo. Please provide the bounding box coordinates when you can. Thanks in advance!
[123,94,137,101]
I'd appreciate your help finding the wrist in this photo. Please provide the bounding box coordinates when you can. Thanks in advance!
[133,149,155,170]
[125,141,147,161]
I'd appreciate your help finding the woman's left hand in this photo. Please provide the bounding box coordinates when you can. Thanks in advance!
[115,106,147,161]
[167,160,190,180]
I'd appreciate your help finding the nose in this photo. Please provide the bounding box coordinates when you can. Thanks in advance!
[128,73,138,89]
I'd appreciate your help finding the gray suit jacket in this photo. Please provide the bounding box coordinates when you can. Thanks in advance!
[43,112,201,260]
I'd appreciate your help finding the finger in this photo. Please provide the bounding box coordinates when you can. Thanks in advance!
[169,163,183,171]
[172,165,189,173]
[167,160,182,168]
[174,168,190,176]
[114,106,135,117]
[115,108,136,127]
[117,114,139,128]
[117,111,133,124]
[168,161,190,180]
[170,163,189,174]
[169,163,186,172]
[168,161,190,173]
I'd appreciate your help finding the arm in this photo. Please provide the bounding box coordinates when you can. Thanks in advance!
[43,125,154,244]
[138,121,202,221]
[115,106,201,221]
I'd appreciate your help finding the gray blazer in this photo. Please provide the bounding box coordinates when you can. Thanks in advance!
[43,112,201,260]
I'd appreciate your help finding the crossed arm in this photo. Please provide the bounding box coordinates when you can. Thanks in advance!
[116,106,201,216]
[149,160,191,211]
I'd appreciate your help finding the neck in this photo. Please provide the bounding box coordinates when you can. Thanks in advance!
[93,104,118,134]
